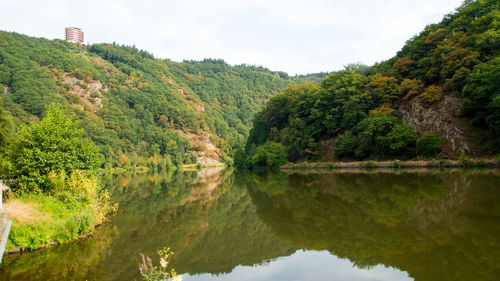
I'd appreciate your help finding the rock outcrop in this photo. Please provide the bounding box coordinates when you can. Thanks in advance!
[398,94,482,157]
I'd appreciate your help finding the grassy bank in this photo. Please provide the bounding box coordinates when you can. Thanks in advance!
[4,193,106,251]
[4,171,116,252]
[0,103,117,253]
[281,158,499,170]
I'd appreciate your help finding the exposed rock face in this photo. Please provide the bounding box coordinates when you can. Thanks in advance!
[176,130,223,166]
[62,73,105,113]
[398,94,480,156]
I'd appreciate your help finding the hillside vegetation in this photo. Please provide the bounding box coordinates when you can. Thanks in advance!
[0,32,319,170]
[242,0,499,168]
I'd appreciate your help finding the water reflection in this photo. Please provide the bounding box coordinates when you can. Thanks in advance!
[185,251,412,281]
[244,170,500,281]
[0,169,498,281]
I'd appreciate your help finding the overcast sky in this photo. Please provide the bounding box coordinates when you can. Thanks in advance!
[1,0,464,75]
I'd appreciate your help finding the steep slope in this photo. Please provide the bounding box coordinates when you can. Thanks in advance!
[0,32,317,167]
[244,0,499,165]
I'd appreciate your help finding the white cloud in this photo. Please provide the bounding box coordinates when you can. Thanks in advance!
[0,0,464,74]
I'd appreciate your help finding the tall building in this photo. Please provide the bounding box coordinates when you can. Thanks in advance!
[65,27,84,44]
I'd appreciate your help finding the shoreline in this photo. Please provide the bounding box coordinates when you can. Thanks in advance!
[280,159,499,170]
[3,220,112,257]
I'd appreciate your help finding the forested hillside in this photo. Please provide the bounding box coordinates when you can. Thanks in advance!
[0,32,317,169]
[243,0,499,167]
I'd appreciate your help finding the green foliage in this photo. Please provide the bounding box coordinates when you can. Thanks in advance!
[461,56,500,136]
[384,124,417,158]
[416,134,445,157]
[459,154,472,167]
[422,85,442,104]
[250,142,288,168]
[333,131,357,159]
[8,183,114,250]
[245,0,500,159]
[233,148,247,170]
[0,31,318,166]
[0,97,14,149]
[6,104,101,192]
[399,78,423,99]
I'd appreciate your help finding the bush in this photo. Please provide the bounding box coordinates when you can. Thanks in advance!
[333,132,357,159]
[417,134,445,157]
[7,104,102,192]
[422,85,441,104]
[384,124,417,158]
[459,154,471,167]
[251,142,287,168]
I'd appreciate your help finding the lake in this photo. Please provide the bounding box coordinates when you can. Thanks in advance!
[0,169,499,281]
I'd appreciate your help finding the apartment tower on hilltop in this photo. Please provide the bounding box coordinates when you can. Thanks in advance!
[65,27,84,44]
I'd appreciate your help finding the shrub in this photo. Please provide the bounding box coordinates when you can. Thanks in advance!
[459,154,471,167]
[422,85,441,104]
[7,104,102,192]
[333,132,357,159]
[399,78,423,99]
[251,142,287,168]
[384,124,417,158]
[417,134,445,157]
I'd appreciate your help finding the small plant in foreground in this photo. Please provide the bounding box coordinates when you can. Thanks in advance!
[139,247,182,281]
[459,154,471,167]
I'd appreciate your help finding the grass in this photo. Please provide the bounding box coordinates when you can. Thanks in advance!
[5,193,101,250]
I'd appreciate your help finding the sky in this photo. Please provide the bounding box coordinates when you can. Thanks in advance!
[1,0,464,75]
[185,250,412,281]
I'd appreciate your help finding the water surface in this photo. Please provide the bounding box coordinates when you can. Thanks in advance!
[1,169,499,281]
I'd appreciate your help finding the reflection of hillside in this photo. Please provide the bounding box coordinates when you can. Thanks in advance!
[106,169,293,278]
[1,169,294,280]
[182,167,227,204]
[246,170,500,281]
[0,225,116,280]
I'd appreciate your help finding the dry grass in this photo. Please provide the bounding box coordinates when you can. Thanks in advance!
[4,199,48,224]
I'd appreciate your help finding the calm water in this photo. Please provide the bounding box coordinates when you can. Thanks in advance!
[0,169,499,281]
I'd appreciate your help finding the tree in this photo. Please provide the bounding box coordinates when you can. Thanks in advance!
[0,97,14,149]
[461,56,500,135]
[251,142,287,168]
[384,124,417,158]
[7,103,102,192]
[233,148,247,170]
[333,132,358,159]
[399,79,423,99]
[416,134,445,157]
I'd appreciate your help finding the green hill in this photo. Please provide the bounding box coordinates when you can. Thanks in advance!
[0,32,317,169]
[244,0,499,166]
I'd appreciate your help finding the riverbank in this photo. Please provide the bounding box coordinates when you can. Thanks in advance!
[3,191,115,255]
[182,163,226,171]
[280,158,499,170]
